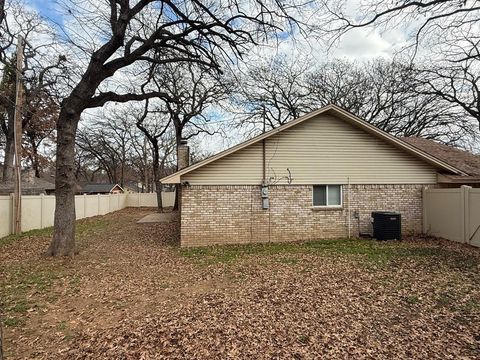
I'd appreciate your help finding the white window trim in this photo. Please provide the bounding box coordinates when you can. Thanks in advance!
[311,185,343,208]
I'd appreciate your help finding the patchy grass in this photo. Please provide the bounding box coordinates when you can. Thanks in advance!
[179,241,302,264]
[404,295,421,305]
[0,216,109,339]
[75,218,109,235]
[298,334,310,344]
[0,227,53,247]
[0,217,108,248]
[180,238,476,270]
[57,320,68,331]
[1,268,61,330]
[3,317,25,327]
[457,299,480,313]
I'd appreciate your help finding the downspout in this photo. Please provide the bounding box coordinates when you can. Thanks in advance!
[262,138,266,183]
[347,176,351,239]
[262,112,266,184]
[260,118,269,210]
[261,118,270,243]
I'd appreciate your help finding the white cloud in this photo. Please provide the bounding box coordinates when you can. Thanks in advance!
[330,27,393,60]
[241,24,409,66]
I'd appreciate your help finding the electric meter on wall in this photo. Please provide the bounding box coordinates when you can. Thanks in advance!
[261,185,268,198]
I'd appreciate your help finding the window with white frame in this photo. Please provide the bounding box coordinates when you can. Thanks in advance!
[312,185,342,207]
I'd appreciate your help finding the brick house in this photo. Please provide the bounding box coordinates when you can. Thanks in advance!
[161,105,469,247]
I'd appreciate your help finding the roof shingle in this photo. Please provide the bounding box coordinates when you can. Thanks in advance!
[401,137,480,176]
[81,184,122,193]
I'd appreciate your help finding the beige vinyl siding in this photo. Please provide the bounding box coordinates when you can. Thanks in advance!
[183,142,264,184]
[182,114,438,185]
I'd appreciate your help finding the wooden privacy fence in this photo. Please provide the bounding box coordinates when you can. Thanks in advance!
[423,186,480,247]
[0,192,175,238]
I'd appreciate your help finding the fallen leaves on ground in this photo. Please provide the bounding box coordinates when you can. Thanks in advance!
[1,208,480,359]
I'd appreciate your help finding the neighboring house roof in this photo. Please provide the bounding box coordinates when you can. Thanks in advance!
[82,183,124,193]
[161,104,465,184]
[124,181,144,193]
[401,137,480,176]
[0,177,56,195]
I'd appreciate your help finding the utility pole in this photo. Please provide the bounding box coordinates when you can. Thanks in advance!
[0,320,3,360]
[13,35,24,234]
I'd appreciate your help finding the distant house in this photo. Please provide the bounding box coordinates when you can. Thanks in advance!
[0,169,56,195]
[161,104,470,247]
[123,182,141,193]
[81,184,124,194]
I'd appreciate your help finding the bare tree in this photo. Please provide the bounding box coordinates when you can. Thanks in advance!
[150,62,230,209]
[308,59,367,114]
[321,0,480,60]
[319,0,480,142]
[74,146,98,183]
[22,57,65,177]
[0,0,5,26]
[76,130,121,184]
[232,57,475,145]
[0,5,6,352]
[418,38,480,132]
[0,56,15,181]
[47,0,312,256]
[76,117,133,186]
[134,100,175,211]
[153,63,229,146]
[0,3,64,181]
[307,59,476,145]
[125,120,154,192]
[232,55,314,133]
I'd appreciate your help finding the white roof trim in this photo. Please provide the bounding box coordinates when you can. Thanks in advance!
[161,104,465,183]
[111,184,124,192]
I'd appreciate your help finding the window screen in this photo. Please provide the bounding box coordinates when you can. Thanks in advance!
[313,185,341,207]
[313,185,327,206]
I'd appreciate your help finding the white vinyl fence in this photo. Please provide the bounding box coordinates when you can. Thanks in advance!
[423,186,480,247]
[0,192,175,238]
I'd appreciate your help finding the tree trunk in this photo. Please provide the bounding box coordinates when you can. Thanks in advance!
[173,133,182,211]
[120,140,126,187]
[143,136,148,192]
[152,144,163,212]
[2,111,15,182]
[120,160,125,187]
[155,180,163,212]
[173,184,180,210]
[47,107,79,257]
[31,140,41,178]
[3,134,14,181]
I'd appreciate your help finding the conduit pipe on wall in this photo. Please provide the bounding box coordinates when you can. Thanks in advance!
[262,138,266,183]
[348,176,351,238]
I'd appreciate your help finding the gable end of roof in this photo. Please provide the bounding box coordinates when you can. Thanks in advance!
[161,105,466,183]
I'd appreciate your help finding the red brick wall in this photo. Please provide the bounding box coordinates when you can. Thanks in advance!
[180,184,428,247]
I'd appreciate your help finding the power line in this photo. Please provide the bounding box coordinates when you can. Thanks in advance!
[1,92,246,127]
[81,109,243,125]
[0,94,45,119]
